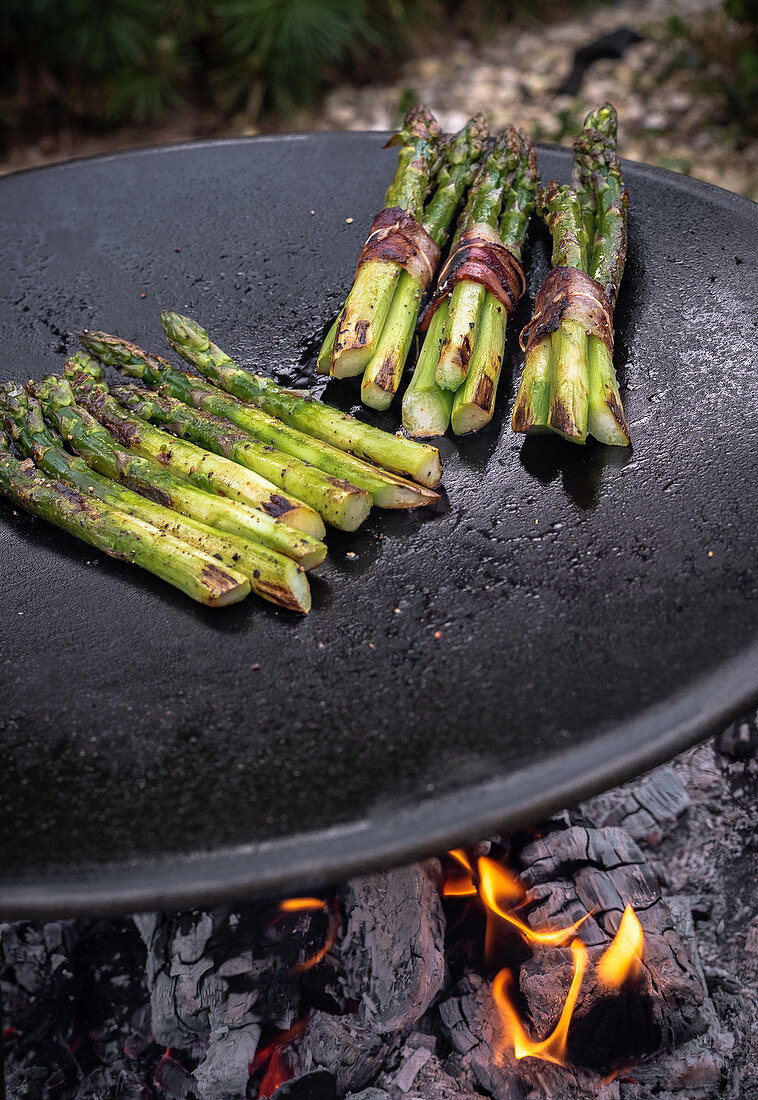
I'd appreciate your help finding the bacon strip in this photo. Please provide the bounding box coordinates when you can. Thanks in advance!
[355,206,441,292]
[418,223,526,332]
[520,266,614,353]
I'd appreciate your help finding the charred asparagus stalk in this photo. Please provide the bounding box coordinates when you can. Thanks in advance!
[31,376,326,570]
[65,353,325,540]
[0,384,311,612]
[160,312,443,487]
[79,330,439,508]
[512,104,629,446]
[434,130,515,394]
[327,107,443,379]
[0,435,250,607]
[360,117,488,411]
[108,383,371,533]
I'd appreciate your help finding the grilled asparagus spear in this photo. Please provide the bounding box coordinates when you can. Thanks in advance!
[512,104,629,446]
[65,353,325,539]
[0,436,250,607]
[328,106,443,379]
[0,384,311,612]
[31,376,325,569]
[78,330,439,508]
[160,312,443,487]
[360,116,488,411]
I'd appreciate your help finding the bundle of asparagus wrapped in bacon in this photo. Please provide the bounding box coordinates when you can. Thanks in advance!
[403,126,538,437]
[317,108,489,411]
[0,314,443,610]
[511,104,630,446]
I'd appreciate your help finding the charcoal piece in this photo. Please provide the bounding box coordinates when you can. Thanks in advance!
[153,1050,198,1099]
[271,1069,338,1099]
[716,712,758,759]
[375,1033,483,1099]
[193,1023,260,1100]
[515,821,707,1071]
[336,861,445,1032]
[74,1066,153,1099]
[584,768,691,845]
[439,974,648,1100]
[346,1092,390,1100]
[136,903,328,1100]
[439,975,524,1100]
[630,897,735,1100]
[292,1010,392,1094]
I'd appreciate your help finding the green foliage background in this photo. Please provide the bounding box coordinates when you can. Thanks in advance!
[2,0,757,146]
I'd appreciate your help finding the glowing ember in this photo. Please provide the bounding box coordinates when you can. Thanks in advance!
[258,1048,291,1098]
[252,1021,306,1098]
[597,904,645,987]
[477,856,589,946]
[493,939,589,1066]
[278,897,327,912]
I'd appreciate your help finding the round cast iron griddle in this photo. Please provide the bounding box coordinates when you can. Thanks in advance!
[0,135,756,919]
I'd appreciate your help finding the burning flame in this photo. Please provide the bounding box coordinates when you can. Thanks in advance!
[443,849,479,897]
[477,856,589,946]
[274,896,340,975]
[493,939,589,1065]
[279,897,327,912]
[597,904,645,988]
[442,848,645,1073]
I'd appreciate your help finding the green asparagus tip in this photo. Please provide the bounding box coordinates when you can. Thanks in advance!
[161,311,209,353]
[450,113,489,165]
[77,329,115,363]
[65,351,105,382]
[28,375,77,411]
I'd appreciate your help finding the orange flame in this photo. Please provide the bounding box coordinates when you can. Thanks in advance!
[279,897,327,912]
[443,876,479,897]
[443,849,479,898]
[449,848,474,872]
[291,903,340,974]
[477,856,589,946]
[597,904,644,988]
[493,939,589,1065]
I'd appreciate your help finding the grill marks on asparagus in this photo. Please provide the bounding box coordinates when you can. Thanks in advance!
[0,384,311,612]
[512,104,630,447]
[0,440,251,607]
[78,330,441,507]
[402,126,538,438]
[30,376,326,571]
[158,312,443,487]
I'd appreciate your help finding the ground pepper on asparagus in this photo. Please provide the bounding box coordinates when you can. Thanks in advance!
[30,375,326,570]
[160,311,443,486]
[0,383,312,612]
[78,329,440,508]
[0,430,251,608]
[512,104,630,446]
[64,353,325,540]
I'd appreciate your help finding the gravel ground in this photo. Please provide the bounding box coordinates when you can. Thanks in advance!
[1,0,755,203]
[310,0,757,202]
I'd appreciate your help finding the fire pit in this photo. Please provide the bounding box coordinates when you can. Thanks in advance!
[3,723,756,1100]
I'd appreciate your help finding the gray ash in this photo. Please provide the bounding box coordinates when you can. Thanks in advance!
[2,726,757,1100]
